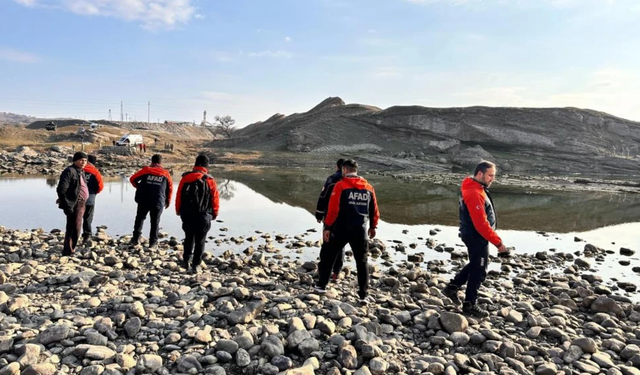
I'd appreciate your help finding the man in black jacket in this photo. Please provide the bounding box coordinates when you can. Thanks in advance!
[129,154,173,247]
[315,158,345,280]
[57,152,89,256]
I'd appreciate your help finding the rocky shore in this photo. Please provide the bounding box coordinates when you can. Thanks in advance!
[0,226,639,375]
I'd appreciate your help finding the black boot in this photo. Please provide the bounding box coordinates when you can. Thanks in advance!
[462,301,489,318]
[443,284,462,306]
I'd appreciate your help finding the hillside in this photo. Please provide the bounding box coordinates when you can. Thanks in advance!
[0,111,36,124]
[211,97,640,175]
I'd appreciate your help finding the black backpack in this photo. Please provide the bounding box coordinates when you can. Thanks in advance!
[180,173,211,214]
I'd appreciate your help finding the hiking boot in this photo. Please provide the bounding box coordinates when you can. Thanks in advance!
[148,242,158,250]
[443,284,462,305]
[189,265,199,274]
[331,272,339,282]
[462,302,489,318]
[358,291,373,305]
[180,259,189,270]
[313,285,327,294]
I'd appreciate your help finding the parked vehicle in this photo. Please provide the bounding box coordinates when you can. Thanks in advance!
[115,134,143,146]
[45,121,56,131]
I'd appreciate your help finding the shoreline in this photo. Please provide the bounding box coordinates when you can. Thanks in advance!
[0,227,639,375]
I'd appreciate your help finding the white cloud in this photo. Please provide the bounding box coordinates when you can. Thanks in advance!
[373,67,402,78]
[285,36,292,42]
[0,48,40,63]
[247,50,293,59]
[11,0,37,6]
[210,50,235,62]
[12,0,196,29]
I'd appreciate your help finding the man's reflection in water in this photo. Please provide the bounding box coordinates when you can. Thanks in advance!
[45,178,57,188]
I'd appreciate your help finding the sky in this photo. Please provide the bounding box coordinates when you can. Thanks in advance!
[1,0,640,127]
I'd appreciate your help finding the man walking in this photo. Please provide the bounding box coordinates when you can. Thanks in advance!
[443,161,508,318]
[315,159,379,303]
[175,155,219,273]
[57,152,89,256]
[82,154,104,243]
[315,158,345,280]
[129,154,173,248]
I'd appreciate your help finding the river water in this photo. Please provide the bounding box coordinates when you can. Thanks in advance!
[1,168,638,293]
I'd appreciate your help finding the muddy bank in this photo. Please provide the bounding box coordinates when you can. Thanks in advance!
[0,226,639,375]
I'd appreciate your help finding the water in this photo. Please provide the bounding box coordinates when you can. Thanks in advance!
[1,169,639,293]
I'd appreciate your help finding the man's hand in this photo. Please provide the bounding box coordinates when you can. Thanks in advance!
[497,244,508,253]
[165,202,170,209]
[368,228,376,239]
[323,230,330,243]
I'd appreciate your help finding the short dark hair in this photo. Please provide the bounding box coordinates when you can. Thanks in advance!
[195,154,209,167]
[87,154,97,164]
[474,161,495,175]
[336,158,345,168]
[151,154,162,164]
[342,159,358,172]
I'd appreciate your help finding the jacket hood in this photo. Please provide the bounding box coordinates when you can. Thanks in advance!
[141,165,168,177]
[341,175,368,190]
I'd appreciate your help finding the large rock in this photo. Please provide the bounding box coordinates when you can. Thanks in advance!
[340,344,358,369]
[439,312,468,333]
[21,364,56,375]
[228,301,265,325]
[39,324,71,345]
[136,354,163,373]
[591,296,625,317]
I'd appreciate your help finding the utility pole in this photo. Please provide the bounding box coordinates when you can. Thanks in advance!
[120,101,123,122]
[148,101,150,126]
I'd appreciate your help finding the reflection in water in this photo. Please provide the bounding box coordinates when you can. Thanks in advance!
[218,180,236,201]
[45,178,57,188]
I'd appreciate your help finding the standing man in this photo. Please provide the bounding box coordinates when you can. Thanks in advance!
[82,154,104,243]
[315,159,379,303]
[443,161,508,318]
[129,154,173,248]
[57,152,89,256]
[175,155,220,273]
[315,158,345,280]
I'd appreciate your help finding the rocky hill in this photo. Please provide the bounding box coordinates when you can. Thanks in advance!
[211,97,640,175]
[0,111,36,124]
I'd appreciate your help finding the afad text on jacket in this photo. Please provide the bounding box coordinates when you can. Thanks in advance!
[324,174,379,234]
[459,177,502,247]
[129,164,173,209]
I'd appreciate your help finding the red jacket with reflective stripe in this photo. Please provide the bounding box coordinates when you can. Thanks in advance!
[459,177,502,246]
[129,164,173,208]
[175,166,219,218]
[325,174,379,233]
[83,163,104,194]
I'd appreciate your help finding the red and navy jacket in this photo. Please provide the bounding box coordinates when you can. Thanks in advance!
[315,170,342,222]
[325,174,379,234]
[129,163,173,209]
[83,163,104,206]
[459,177,502,246]
[175,166,220,218]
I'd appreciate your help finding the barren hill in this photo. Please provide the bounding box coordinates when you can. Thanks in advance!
[211,97,640,175]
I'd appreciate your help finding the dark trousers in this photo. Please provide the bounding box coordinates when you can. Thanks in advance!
[182,214,212,267]
[318,231,369,297]
[82,204,95,238]
[450,235,489,304]
[63,201,86,255]
[133,204,163,244]
[319,241,344,274]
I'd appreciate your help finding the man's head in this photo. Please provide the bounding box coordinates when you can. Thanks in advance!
[341,159,358,174]
[195,154,209,168]
[72,151,88,169]
[151,154,162,164]
[87,154,97,165]
[473,160,496,187]
[336,158,345,171]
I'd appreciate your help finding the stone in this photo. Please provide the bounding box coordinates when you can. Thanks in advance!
[21,364,56,375]
[124,317,141,338]
[136,354,163,373]
[340,344,358,369]
[572,337,598,353]
[439,311,468,333]
[272,355,293,371]
[129,301,145,317]
[536,363,557,375]
[85,345,116,360]
[236,348,251,367]
[298,338,320,356]
[621,344,640,360]
[0,337,13,353]
[116,354,136,370]
[285,365,315,375]
[39,324,71,345]
[0,362,20,375]
[262,335,285,358]
[177,355,203,373]
[228,301,265,325]
[216,339,239,354]
[80,365,105,375]
[369,358,389,375]
[591,296,625,317]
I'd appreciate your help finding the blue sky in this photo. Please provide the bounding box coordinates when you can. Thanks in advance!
[1,0,640,127]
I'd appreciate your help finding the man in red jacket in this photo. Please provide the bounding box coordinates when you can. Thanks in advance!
[443,161,508,318]
[315,159,379,304]
[129,154,173,248]
[175,154,220,273]
[82,154,104,243]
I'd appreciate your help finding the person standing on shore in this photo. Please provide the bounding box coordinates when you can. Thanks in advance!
[315,158,345,280]
[315,159,379,304]
[56,151,89,256]
[443,160,508,318]
[129,154,173,248]
[82,154,104,243]
[175,155,219,273]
